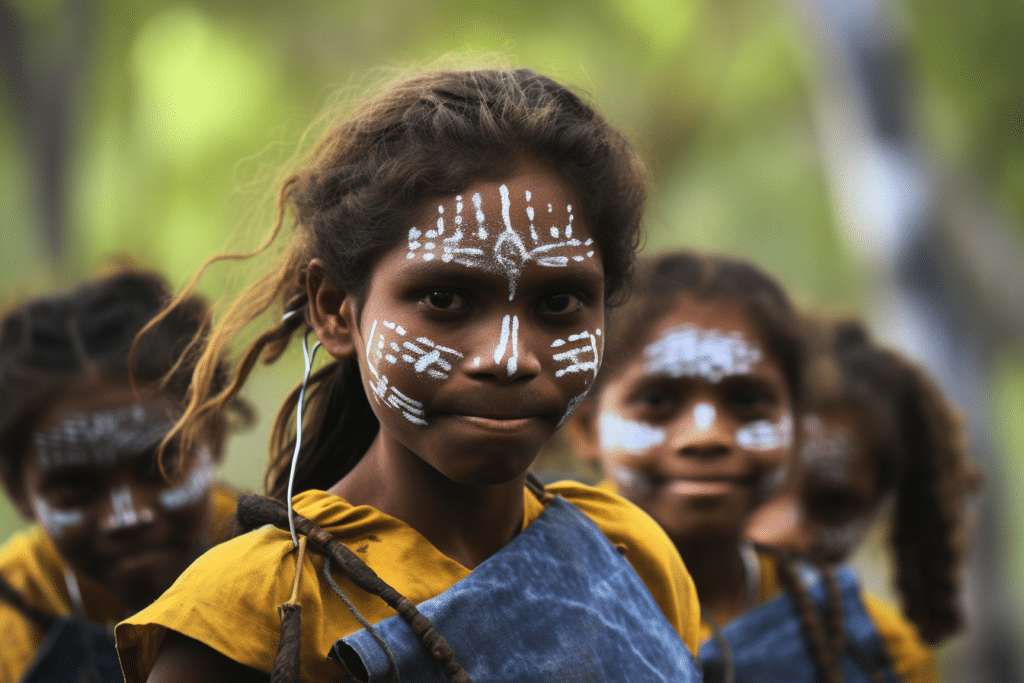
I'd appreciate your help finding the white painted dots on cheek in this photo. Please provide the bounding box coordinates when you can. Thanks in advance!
[404,185,596,302]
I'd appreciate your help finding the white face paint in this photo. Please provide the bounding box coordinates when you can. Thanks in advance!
[552,328,601,380]
[104,485,155,531]
[405,184,595,301]
[801,414,857,485]
[557,390,590,428]
[642,324,763,383]
[33,499,85,539]
[598,412,667,455]
[158,445,214,511]
[365,319,466,426]
[735,414,794,452]
[492,314,520,377]
[33,404,175,470]
[693,403,716,432]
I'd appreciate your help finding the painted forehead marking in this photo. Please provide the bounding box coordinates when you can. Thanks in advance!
[33,403,176,471]
[642,324,763,383]
[406,184,595,301]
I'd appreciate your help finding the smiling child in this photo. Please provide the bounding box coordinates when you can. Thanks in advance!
[0,270,247,682]
[115,68,702,683]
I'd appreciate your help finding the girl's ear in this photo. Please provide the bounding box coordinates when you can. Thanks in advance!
[307,259,358,360]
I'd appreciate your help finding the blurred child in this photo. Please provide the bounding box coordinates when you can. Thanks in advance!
[116,68,703,682]
[748,318,981,669]
[0,270,248,683]
[570,251,937,682]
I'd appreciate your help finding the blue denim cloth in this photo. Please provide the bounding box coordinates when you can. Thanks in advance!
[699,565,901,683]
[20,618,121,683]
[333,495,701,682]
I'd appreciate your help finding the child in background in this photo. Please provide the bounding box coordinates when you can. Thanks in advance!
[748,318,981,674]
[0,270,249,683]
[116,68,703,683]
[569,250,934,682]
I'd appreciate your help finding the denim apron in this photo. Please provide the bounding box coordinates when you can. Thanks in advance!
[332,495,701,682]
[699,565,901,683]
[19,618,122,683]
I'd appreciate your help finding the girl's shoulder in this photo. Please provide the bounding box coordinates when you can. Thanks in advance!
[544,479,703,655]
[861,593,938,683]
[0,525,60,682]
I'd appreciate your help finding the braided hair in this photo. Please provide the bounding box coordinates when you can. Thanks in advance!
[804,318,981,644]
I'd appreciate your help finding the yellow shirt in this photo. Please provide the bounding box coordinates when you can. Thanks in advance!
[697,553,937,683]
[116,481,702,682]
[0,484,238,683]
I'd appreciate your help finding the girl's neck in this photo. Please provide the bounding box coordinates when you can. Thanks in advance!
[676,536,757,626]
[328,436,527,570]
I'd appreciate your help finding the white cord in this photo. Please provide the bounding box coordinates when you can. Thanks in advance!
[287,330,321,547]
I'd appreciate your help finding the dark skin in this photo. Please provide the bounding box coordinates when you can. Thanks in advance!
[573,297,793,627]
[146,163,605,680]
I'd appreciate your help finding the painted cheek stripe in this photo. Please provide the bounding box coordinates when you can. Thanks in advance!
[158,446,214,510]
[735,415,794,451]
[552,329,601,379]
[598,412,667,454]
[33,500,84,538]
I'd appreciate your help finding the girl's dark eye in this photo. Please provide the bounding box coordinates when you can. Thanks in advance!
[539,292,581,314]
[422,291,467,310]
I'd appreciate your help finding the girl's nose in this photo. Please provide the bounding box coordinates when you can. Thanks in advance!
[669,402,733,457]
[99,484,156,533]
[467,314,542,383]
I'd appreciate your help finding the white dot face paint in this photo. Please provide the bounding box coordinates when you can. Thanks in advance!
[158,445,214,511]
[33,404,176,471]
[404,183,595,301]
[692,403,716,432]
[735,414,794,452]
[598,412,667,455]
[32,499,85,539]
[642,324,763,383]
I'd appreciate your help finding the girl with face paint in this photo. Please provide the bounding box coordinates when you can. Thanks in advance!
[568,251,944,683]
[116,68,703,683]
[0,270,249,683]
[747,318,981,681]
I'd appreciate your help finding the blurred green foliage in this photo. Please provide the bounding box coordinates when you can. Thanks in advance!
[0,5,1021,659]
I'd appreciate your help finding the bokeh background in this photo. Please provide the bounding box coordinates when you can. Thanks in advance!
[1,0,1021,678]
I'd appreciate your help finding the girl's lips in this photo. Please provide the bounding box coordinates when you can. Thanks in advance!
[454,415,539,433]
[663,477,757,497]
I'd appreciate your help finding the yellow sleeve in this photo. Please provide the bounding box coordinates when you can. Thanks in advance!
[548,481,703,656]
[862,593,939,683]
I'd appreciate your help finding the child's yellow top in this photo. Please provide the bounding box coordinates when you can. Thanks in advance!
[0,484,238,682]
[697,552,937,683]
[116,481,702,682]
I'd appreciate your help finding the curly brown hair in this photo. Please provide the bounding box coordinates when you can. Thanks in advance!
[145,67,651,501]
